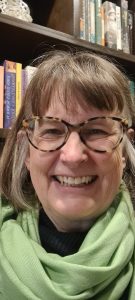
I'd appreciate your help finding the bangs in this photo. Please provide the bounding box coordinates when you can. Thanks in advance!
[25,51,130,117]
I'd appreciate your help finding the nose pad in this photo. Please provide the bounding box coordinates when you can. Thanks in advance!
[60,132,88,165]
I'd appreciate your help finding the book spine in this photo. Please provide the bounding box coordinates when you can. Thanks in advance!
[4,71,11,128]
[0,66,4,128]
[116,5,122,50]
[73,0,81,38]
[88,0,91,42]
[90,0,96,43]
[95,0,102,45]
[4,61,16,128]
[121,0,130,53]
[103,1,117,49]
[80,0,86,40]
[133,12,135,55]
[16,62,22,116]
[21,69,26,101]
[24,66,37,88]
[10,72,16,125]
[129,79,135,104]
[128,10,133,54]
[85,0,89,41]
[101,4,105,46]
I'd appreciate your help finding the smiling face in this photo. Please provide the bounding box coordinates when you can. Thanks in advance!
[25,97,126,232]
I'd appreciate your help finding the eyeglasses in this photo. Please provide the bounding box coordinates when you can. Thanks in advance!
[22,116,128,153]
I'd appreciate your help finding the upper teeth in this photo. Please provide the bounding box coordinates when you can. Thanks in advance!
[56,176,95,185]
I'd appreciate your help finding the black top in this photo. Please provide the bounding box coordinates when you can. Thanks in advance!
[38,207,88,256]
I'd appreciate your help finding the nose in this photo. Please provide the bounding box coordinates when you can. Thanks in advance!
[60,132,88,167]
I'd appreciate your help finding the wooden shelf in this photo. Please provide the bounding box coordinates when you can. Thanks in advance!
[0,14,135,73]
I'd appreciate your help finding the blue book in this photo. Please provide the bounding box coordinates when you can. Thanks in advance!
[3,60,16,128]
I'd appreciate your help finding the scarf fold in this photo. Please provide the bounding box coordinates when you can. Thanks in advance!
[0,185,135,300]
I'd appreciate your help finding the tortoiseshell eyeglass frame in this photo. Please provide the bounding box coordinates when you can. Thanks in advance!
[22,116,129,153]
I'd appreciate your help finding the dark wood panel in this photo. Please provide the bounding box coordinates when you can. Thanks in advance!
[0,14,135,70]
[47,0,73,35]
[20,0,55,25]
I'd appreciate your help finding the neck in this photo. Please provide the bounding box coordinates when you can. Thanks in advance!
[44,211,95,232]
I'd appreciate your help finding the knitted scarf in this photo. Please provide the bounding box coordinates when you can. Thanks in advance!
[0,185,135,300]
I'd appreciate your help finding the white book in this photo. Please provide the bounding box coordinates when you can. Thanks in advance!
[90,0,96,43]
[116,5,122,50]
[24,66,37,87]
[103,1,117,49]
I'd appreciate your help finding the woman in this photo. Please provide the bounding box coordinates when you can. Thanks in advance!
[0,50,135,300]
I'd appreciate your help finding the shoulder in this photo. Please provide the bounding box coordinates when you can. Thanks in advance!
[0,195,16,229]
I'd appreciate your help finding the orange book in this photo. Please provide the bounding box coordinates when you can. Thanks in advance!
[0,66,4,128]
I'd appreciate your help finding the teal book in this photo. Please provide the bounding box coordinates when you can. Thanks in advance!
[95,0,102,45]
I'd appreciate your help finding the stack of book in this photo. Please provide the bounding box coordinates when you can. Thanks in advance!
[0,60,37,129]
[77,0,134,54]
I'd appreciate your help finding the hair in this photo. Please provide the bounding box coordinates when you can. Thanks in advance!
[0,50,135,210]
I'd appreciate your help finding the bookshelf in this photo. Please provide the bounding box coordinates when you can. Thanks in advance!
[0,0,135,148]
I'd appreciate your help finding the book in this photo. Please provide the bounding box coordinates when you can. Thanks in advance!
[101,4,105,46]
[103,1,117,49]
[116,5,122,50]
[128,10,133,54]
[24,65,37,88]
[95,0,102,45]
[3,60,16,129]
[89,0,96,43]
[16,62,22,117]
[0,66,4,128]
[118,0,130,53]
[133,12,135,55]
[85,0,89,41]
[129,79,135,104]
[79,0,86,40]
[21,69,26,101]
[87,0,91,42]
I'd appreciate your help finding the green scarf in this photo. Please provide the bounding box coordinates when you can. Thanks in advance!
[0,185,135,300]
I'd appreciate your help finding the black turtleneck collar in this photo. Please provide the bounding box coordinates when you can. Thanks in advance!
[38,208,88,256]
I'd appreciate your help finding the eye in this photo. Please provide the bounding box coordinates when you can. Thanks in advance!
[83,128,109,140]
[38,128,65,139]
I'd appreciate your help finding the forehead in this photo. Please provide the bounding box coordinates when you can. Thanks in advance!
[44,96,119,124]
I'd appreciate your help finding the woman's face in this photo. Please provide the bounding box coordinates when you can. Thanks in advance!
[25,98,126,231]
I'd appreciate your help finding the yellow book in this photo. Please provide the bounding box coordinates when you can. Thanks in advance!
[16,62,22,117]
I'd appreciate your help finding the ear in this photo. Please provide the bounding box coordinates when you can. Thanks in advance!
[122,156,126,169]
[127,128,134,141]
[122,128,134,168]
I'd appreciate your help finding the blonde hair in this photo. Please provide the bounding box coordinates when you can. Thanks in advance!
[0,50,135,210]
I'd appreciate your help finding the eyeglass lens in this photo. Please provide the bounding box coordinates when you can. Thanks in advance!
[26,117,123,152]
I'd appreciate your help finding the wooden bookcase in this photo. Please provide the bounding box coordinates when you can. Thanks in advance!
[0,0,135,151]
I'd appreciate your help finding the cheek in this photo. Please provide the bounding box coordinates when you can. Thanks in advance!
[94,148,124,175]
[27,149,58,192]
[100,150,124,197]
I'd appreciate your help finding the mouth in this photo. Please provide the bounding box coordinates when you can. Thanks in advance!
[53,175,97,187]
